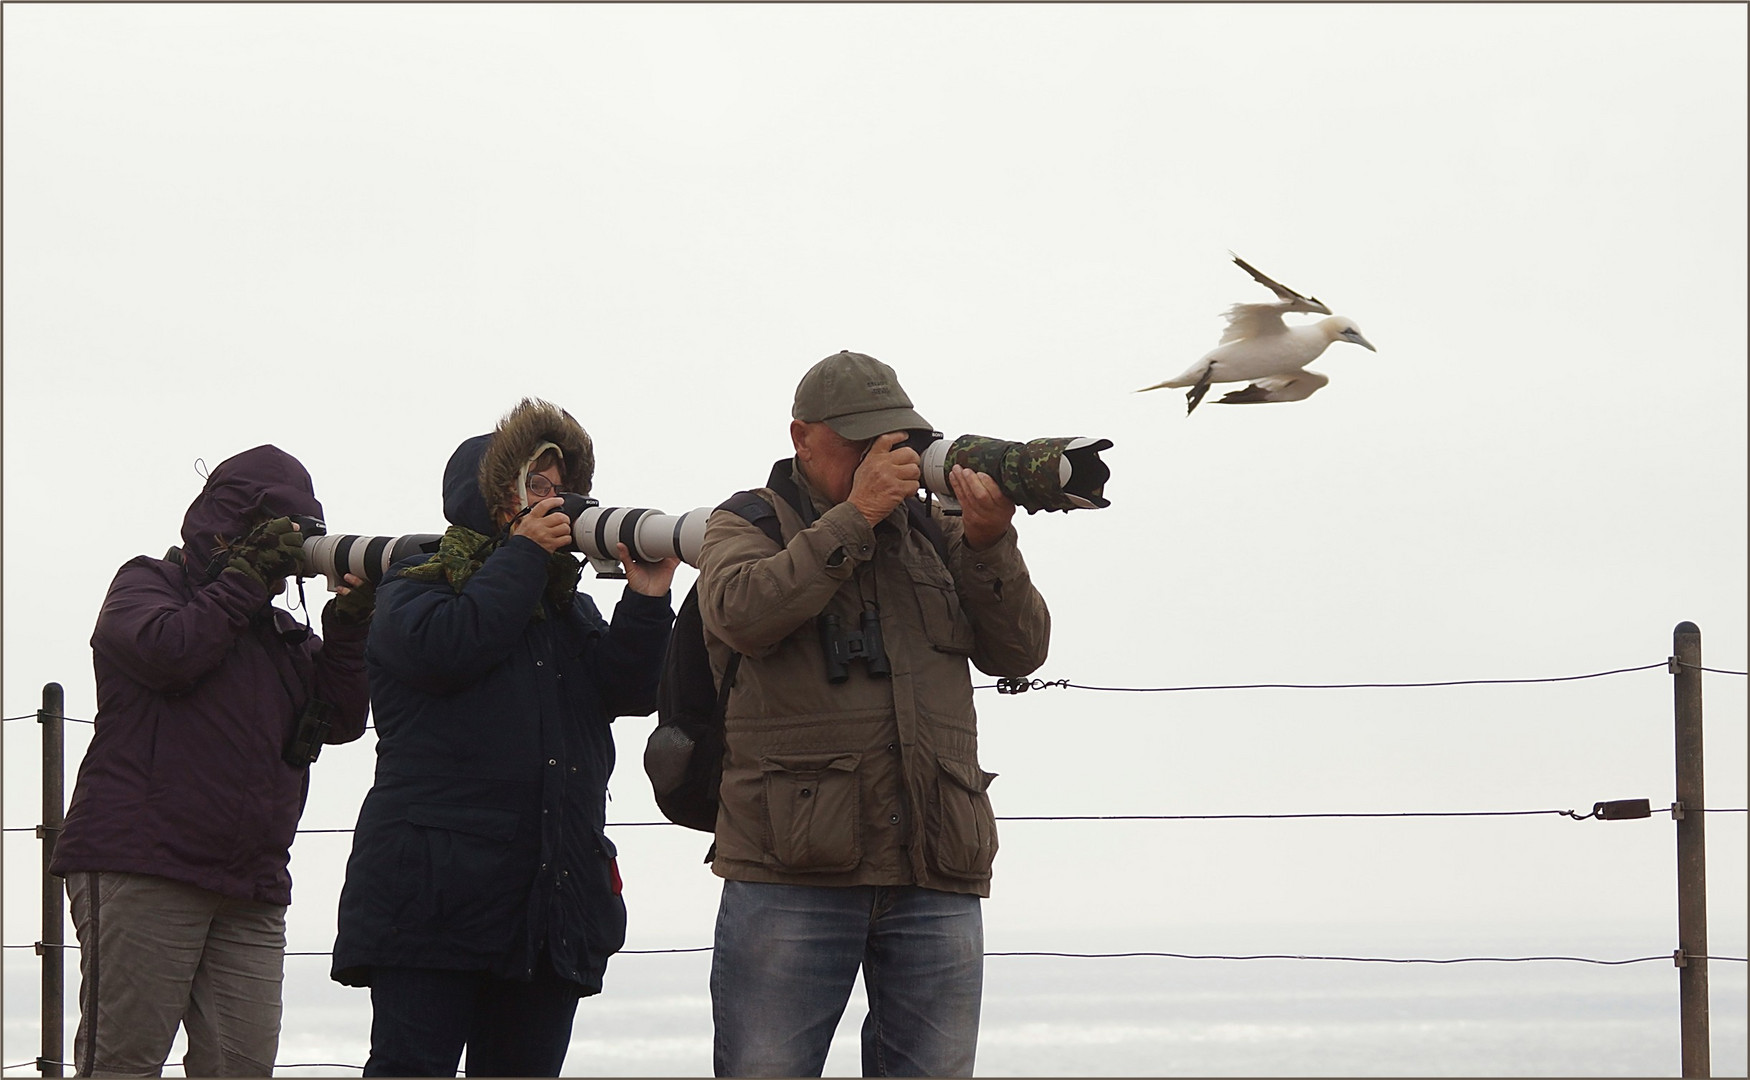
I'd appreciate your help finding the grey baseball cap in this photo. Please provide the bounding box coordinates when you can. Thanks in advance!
[792,351,932,441]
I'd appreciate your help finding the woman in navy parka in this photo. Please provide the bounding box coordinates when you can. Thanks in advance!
[331,399,677,1077]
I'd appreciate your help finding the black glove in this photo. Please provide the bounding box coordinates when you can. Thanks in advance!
[331,578,376,625]
[224,517,307,586]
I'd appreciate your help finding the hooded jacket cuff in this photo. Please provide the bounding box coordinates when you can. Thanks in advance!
[319,601,372,642]
[615,587,676,621]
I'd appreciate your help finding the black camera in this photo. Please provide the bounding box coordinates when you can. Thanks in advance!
[547,492,597,521]
[897,429,938,457]
[287,514,327,538]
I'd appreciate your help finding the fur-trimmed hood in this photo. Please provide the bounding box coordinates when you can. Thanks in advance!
[440,398,594,533]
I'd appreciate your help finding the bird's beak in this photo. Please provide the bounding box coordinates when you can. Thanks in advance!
[1354,334,1377,353]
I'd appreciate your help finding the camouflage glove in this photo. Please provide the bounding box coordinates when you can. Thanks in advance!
[224,517,307,586]
[330,578,376,626]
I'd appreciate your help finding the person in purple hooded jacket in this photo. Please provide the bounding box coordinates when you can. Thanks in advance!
[50,444,373,1077]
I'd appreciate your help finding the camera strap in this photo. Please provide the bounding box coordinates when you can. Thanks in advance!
[285,576,313,642]
[765,459,818,529]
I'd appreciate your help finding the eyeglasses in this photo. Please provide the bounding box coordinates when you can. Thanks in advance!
[525,473,560,498]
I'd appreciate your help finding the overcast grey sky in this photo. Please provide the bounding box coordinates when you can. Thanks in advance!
[5,4,1745,1075]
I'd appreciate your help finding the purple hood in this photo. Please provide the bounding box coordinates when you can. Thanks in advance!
[181,445,325,569]
[50,443,368,905]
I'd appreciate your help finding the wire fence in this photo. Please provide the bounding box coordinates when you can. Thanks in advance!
[4,655,1747,729]
[981,659,1747,695]
[4,655,1746,1074]
[5,808,1746,839]
[9,941,1748,965]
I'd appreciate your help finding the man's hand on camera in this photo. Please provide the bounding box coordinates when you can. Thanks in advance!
[950,465,1015,551]
[225,516,307,585]
[512,496,574,553]
[849,431,921,527]
[617,543,680,598]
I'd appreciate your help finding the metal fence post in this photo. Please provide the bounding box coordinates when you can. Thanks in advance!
[39,682,66,1078]
[1671,622,1708,1078]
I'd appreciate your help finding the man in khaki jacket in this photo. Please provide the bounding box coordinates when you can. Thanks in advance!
[697,350,1051,1077]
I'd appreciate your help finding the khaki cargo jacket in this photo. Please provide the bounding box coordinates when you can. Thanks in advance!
[697,460,1051,896]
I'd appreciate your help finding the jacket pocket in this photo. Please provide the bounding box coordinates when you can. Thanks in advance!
[405,803,523,947]
[903,557,976,656]
[760,753,862,873]
[579,825,627,958]
[933,758,998,880]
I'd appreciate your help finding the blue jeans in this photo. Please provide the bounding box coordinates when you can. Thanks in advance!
[711,881,984,1077]
[362,963,581,1077]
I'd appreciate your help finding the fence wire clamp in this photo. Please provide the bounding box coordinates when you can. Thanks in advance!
[1673,949,1687,968]
[996,678,1070,694]
[1668,655,1682,675]
[1670,801,1685,820]
[1591,798,1652,821]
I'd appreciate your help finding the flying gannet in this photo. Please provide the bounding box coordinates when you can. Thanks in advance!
[1139,254,1377,415]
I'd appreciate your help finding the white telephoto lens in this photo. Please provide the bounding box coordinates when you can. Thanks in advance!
[917,438,954,498]
[570,506,713,566]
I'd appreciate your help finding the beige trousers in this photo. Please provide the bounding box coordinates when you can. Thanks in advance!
[66,872,286,1078]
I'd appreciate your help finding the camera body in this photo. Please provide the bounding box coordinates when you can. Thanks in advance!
[287,514,327,539]
[897,430,938,458]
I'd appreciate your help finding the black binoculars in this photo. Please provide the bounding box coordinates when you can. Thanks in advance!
[818,611,890,683]
[282,698,333,768]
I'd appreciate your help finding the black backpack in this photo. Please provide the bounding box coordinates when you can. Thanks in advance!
[643,461,946,837]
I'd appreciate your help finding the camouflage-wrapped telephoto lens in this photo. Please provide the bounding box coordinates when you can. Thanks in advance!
[916,433,1113,513]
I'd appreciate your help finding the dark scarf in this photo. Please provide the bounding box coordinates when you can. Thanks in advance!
[399,525,581,620]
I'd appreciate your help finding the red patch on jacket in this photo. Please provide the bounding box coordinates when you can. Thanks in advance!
[610,857,623,895]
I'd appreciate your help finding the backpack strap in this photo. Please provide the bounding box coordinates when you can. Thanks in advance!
[764,458,818,529]
[717,490,783,548]
[705,488,785,704]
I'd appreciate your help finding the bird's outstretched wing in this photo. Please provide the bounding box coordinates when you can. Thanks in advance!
[1218,302,1293,344]
[1229,253,1332,316]
[1216,370,1331,405]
